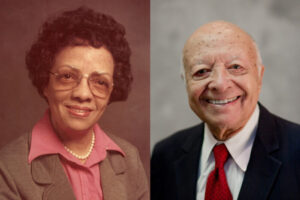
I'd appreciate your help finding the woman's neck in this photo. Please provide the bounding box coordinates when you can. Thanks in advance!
[56,128,95,163]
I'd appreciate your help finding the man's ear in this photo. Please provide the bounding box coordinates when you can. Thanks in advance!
[258,65,265,89]
[259,65,265,79]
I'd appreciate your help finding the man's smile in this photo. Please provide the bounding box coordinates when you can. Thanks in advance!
[205,96,241,105]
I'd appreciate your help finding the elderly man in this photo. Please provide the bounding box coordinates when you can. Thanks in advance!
[151,21,300,200]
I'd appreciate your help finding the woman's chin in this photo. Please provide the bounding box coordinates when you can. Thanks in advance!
[59,118,95,134]
[68,124,94,133]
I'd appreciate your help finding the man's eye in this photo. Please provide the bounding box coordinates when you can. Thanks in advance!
[228,64,247,75]
[231,64,241,69]
[192,69,210,79]
[196,69,209,75]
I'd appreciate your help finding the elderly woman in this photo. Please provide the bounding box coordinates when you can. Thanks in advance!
[0,7,148,200]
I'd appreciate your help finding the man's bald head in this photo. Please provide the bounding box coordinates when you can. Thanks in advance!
[183,21,262,76]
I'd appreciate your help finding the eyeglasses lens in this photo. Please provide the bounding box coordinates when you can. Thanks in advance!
[52,68,112,98]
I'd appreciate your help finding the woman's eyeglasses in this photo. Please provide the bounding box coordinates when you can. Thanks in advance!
[49,66,113,98]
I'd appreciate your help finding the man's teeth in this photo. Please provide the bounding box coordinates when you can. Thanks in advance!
[207,96,238,105]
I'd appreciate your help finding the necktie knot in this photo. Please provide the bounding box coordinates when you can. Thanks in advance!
[213,144,229,169]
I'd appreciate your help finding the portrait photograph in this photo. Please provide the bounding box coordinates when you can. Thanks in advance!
[0,0,149,199]
[151,0,300,199]
[151,0,300,149]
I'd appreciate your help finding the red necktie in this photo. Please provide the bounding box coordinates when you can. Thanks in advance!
[205,144,233,200]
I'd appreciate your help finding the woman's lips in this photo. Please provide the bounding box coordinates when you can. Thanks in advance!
[66,105,93,117]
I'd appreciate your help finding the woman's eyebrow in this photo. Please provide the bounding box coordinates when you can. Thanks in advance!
[57,65,113,76]
[57,64,79,70]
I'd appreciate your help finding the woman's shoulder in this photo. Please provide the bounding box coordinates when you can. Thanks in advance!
[104,133,149,199]
[106,133,139,156]
[0,133,33,195]
[0,133,30,163]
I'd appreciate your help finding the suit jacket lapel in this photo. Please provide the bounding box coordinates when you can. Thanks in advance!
[31,154,76,200]
[174,124,204,199]
[238,105,282,200]
[100,151,127,200]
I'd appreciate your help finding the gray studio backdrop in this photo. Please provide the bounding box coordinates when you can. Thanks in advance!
[0,0,150,177]
[151,0,300,150]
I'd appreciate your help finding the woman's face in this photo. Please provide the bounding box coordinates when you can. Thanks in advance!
[44,46,114,136]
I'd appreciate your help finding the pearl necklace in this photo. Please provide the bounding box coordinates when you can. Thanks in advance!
[64,132,95,160]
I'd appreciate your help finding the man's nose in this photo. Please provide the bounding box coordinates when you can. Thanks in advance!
[71,76,93,102]
[207,66,231,92]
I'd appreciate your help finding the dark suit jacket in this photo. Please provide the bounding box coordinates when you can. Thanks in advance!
[151,104,300,200]
[0,132,149,200]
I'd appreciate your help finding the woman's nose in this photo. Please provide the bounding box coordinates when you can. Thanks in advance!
[71,75,93,102]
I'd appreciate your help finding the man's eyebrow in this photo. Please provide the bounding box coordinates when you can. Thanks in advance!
[191,58,214,66]
[230,55,240,60]
[189,55,207,65]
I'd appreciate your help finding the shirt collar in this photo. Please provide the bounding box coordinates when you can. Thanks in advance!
[202,105,259,172]
[28,109,125,166]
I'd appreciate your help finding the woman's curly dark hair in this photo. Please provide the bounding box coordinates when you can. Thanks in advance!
[26,6,132,103]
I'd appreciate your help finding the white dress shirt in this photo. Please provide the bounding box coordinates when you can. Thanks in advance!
[196,105,259,200]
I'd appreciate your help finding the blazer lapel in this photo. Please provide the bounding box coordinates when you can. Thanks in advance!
[238,105,282,200]
[100,151,127,200]
[31,154,76,200]
[173,124,204,200]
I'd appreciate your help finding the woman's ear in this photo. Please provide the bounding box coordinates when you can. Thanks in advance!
[43,86,49,98]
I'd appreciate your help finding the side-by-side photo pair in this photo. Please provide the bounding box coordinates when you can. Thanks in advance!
[1,0,300,199]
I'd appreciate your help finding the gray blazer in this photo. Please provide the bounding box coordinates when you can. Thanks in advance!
[0,132,149,200]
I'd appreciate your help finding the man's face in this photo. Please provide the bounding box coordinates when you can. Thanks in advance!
[183,27,264,139]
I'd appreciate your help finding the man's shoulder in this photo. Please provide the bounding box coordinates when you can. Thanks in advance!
[274,114,300,131]
[259,104,300,138]
[258,104,300,156]
[152,123,204,157]
[271,114,300,145]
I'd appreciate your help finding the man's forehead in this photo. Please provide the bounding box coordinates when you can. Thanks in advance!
[185,26,251,49]
[183,21,256,64]
[190,20,246,38]
[187,53,242,66]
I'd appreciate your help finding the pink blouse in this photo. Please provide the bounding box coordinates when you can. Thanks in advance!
[28,110,125,200]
